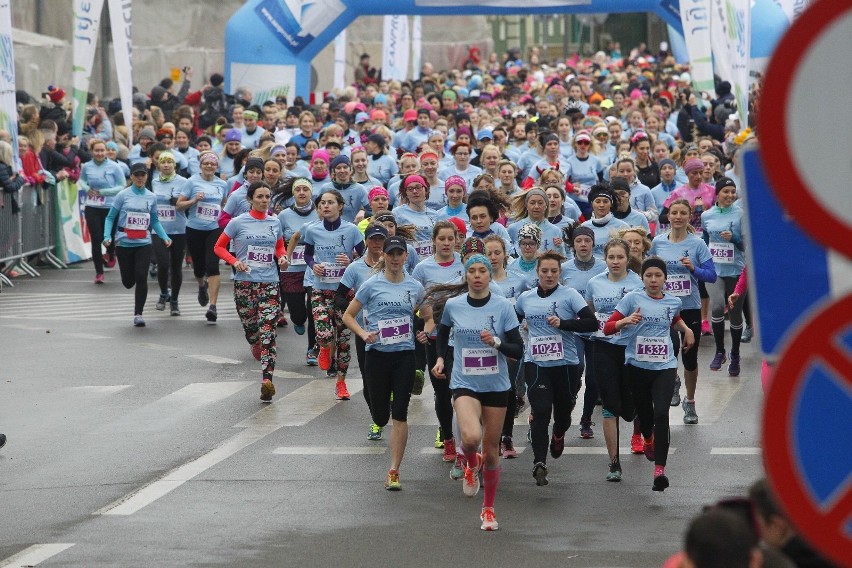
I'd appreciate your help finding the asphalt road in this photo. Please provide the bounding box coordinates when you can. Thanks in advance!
[0,263,766,567]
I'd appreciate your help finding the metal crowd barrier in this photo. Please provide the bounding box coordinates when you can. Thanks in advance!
[0,183,67,290]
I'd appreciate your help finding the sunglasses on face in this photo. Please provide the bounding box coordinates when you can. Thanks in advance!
[576,140,591,146]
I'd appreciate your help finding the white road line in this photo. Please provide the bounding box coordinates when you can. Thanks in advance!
[253,369,316,379]
[0,323,46,331]
[0,543,75,567]
[420,446,528,454]
[135,342,181,351]
[559,447,677,455]
[97,379,363,515]
[63,332,112,340]
[273,446,387,455]
[186,354,242,365]
[66,385,132,394]
[710,447,762,455]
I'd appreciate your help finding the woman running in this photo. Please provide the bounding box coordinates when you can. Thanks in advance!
[431,254,524,530]
[507,223,543,288]
[586,239,643,481]
[508,188,566,256]
[604,257,695,491]
[435,175,468,223]
[649,199,716,423]
[150,151,187,315]
[516,251,598,486]
[103,162,172,326]
[176,150,229,323]
[343,235,430,490]
[581,184,629,260]
[303,189,366,400]
[393,174,438,260]
[214,182,288,401]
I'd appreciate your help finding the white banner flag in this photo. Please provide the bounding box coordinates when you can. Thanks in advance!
[411,16,422,80]
[679,0,715,93]
[108,0,133,146]
[382,16,410,82]
[773,0,811,23]
[333,30,346,91]
[0,0,20,167]
[710,0,750,126]
[72,0,105,137]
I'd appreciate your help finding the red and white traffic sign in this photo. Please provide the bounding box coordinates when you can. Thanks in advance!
[762,293,852,567]
[759,1,852,258]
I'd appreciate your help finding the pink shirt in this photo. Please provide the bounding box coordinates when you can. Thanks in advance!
[663,183,716,231]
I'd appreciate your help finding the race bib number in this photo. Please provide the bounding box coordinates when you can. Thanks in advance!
[635,336,670,363]
[157,204,176,222]
[530,334,563,362]
[196,202,221,222]
[320,263,345,284]
[125,212,150,231]
[86,194,106,207]
[378,317,412,346]
[290,245,306,266]
[462,347,499,376]
[595,312,617,338]
[665,273,692,297]
[709,242,735,264]
[575,184,591,201]
[414,240,433,257]
[246,245,274,268]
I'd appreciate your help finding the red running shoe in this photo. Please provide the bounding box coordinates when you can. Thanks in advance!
[631,433,644,454]
[318,346,332,371]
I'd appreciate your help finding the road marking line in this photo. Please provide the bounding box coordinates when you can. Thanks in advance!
[420,446,528,455]
[67,385,132,394]
[97,379,363,515]
[710,447,762,455]
[186,354,242,365]
[63,332,112,340]
[273,446,387,455]
[252,369,315,379]
[557,447,677,455]
[0,543,75,567]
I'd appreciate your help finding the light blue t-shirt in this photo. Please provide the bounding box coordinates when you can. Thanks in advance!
[79,159,126,210]
[319,181,368,223]
[515,285,588,366]
[278,206,320,274]
[151,175,187,235]
[585,271,643,345]
[411,253,464,290]
[507,218,566,256]
[649,232,714,310]
[180,174,229,231]
[581,217,630,259]
[223,183,252,220]
[613,290,683,370]
[355,272,426,352]
[701,206,746,278]
[104,186,169,247]
[561,257,608,299]
[567,154,603,201]
[224,212,282,283]
[302,219,364,291]
[493,269,530,308]
[392,204,438,255]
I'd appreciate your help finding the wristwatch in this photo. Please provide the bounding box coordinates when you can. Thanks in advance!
[492,337,502,349]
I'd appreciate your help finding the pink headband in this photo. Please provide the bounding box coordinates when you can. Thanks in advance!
[403,175,427,190]
[199,151,219,166]
[368,186,389,201]
[419,151,439,162]
[444,175,466,192]
[683,158,705,174]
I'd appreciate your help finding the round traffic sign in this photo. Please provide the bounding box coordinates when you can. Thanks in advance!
[759,1,852,258]
[762,293,852,567]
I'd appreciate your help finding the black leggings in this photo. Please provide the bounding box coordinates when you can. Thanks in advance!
[672,308,702,372]
[355,335,371,409]
[525,362,581,464]
[579,337,598,423]
[85,207,115,275]
[185,226,222,278]
[153,234,186,298]
[628,365,676,466]
[425,340,454,440]
[364,349,415,426]
[593,341,635,421]
[116,245,153,315]
[501,358,522,438]
[282,288,317,351]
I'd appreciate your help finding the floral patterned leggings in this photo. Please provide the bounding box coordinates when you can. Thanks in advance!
[234,281,280,382]
[310,288,351,378]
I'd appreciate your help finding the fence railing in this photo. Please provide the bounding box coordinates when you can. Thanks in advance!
[0,183,67,289]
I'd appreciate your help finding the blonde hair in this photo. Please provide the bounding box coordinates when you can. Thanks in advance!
[0,140,13,167]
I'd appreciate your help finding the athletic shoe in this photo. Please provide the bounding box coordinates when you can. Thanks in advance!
[385,469,401,491]
[532,462,548,486]
[103,252,116,268]
[133,315,145,327]
[0,433,6,449]
[326,364,338,378]
[682,399,699,424]
[670,375,682,407]
[411,369,425,395]
[728,355,741,377]
[205,304,217,323]
[368,423,383,441]
[276,313,288,327]
[480,507,498,531]
[156,293,169,311]
[549,434,565,459]
[260,379,275,402]
[434,428,444,449]
[306,348,318,366]
[149,263,157,279]
[643,436,655,462]
[500,436,518,459]
[442,438,457,462]
[527,413,533,444]
[94,273,105,284]
[294,324,306,335]
[741,325,753,343]
[185,254,192,268]
[631,433,644,454]
[197,282,209,306]
[701,320,712,336]
[450,454,465,480]
[170,301,181,316]
[318,346,332,371]
[652,467,669,492]
[710,351,727,371]
[579,420,595,439]
[335,381,350,400]
[251,342,262,361]
[462,455,481,497]
[607,461,622,482]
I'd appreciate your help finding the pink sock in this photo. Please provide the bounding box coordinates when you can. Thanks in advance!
[482,466,501,508]
[462,446,478,470]
[654,465,665,477]
[761,359,773,393]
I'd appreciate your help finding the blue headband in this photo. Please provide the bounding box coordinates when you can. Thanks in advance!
[464,254,492,276]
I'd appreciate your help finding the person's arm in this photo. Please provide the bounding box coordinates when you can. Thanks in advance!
[733,266,748,296]
[555,306,598,332]
[604,308,642,335]
[343,298,373,343]
[692,257,717,283]
[436,322,452,359]
[689,106,725,141]
[335,283,352,311]
[103,205,120,244]
[98,167,127,196]
[495,326,524,359]
[673,316,695,351]
[0,165,24,193]
[213,231,238,265]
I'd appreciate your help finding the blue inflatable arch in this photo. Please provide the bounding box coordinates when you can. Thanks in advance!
[224,0,788,99]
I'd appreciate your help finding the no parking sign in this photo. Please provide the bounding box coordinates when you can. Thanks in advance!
[757,3,852,566]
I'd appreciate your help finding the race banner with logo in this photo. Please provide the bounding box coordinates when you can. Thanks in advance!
[411,16,422,80]
[255,0,346,53]
[72,0,105,137]
[710,0,750,126]
[679,0,716,93]
[382,16,410,81]
[333,30,346,90]
[54,179,92,263]
[0,0,19,166]
[773,0,811,23]
[108,0,134,146]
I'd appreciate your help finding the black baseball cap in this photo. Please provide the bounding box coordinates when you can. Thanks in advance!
[130,162,148,175]
[365,224,388,240]
[383,236,407,253]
